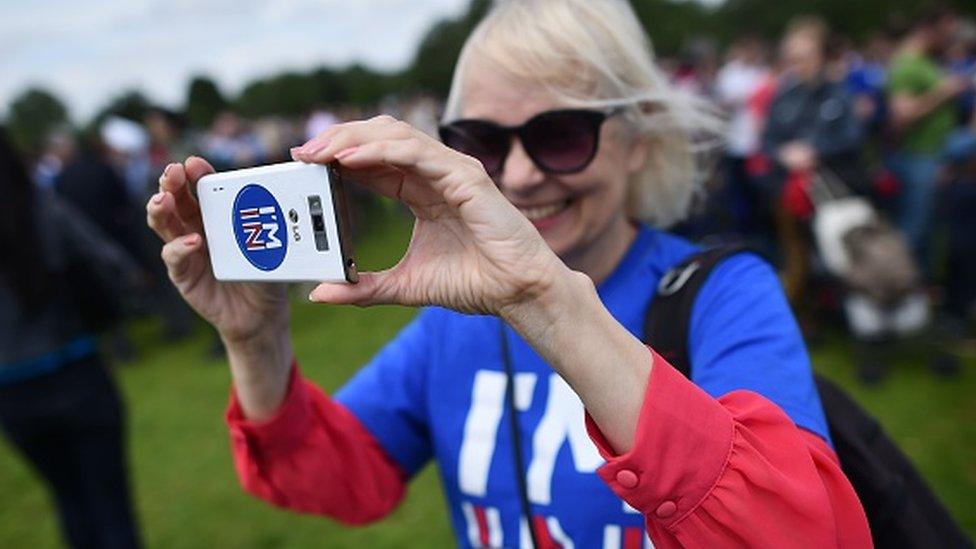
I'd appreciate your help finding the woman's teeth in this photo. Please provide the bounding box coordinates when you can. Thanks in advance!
[519,200,570,220]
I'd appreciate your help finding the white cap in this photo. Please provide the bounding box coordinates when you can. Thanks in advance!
[100,116,148,154]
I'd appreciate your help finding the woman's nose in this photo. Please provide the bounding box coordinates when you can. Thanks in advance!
[498,138,545,194]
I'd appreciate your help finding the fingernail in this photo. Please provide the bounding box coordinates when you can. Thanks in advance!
[302,138,331,156]
[335,147,359,160]
[183,234,199,245]
[290,146,303,160]
[308,291,319,302]
[163,163,176,178]
[152,192,164,204]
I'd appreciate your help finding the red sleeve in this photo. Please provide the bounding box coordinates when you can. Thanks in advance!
[585,349,873,548]
[225,361,407,525]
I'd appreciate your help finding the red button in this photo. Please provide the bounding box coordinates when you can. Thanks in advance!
[656,500,677,519]
[615,469,639,488]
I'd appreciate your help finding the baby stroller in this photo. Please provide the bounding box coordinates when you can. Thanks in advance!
[805,169,931,383]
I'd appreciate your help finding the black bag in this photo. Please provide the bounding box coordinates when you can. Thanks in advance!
[643,246,972,549]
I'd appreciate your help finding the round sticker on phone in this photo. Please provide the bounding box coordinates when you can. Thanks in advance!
[232,184,288,271]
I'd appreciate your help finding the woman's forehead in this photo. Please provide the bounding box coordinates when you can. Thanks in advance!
[458,62,563,124]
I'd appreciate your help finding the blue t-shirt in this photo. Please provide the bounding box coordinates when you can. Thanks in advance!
[336,226,828,548]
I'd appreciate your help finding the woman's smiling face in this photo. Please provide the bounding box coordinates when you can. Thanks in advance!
[458,60,646,272]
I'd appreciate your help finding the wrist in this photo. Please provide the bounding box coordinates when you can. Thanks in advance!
[500,265,594,342]
[222,322,294,388]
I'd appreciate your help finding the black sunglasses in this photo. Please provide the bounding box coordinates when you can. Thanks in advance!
[438,108,623,178]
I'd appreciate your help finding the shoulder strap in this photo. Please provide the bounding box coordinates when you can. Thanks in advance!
[643,245,751,377]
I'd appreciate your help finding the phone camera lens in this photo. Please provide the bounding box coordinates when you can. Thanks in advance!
[312,214,325,232]
[289,209,299,223]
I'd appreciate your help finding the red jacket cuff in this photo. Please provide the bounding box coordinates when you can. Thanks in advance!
[585,349,734,528]
[225,360,314,455]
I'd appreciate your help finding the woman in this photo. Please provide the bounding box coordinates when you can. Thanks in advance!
[0,128,141,549]
[148,1,869,547]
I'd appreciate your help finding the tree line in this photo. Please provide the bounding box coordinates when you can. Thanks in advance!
[6,0,974,154]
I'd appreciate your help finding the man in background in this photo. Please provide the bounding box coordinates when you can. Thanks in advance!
[887,8,969,266]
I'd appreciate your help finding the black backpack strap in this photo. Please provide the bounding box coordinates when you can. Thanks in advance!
[645,245,973,548]
[643,244,752,377]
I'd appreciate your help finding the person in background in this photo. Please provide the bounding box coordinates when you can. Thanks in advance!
[846,32,894,132]
[945,21,976,126]
[100,117,152,206]
[0,127,142,549]
[142,108,199,342]
[145,108,193,197]
[714,34,770,238]
[762,16,864,303]
[305,107,340,142]
[672,38,719,98]
[53,133,156,358]
[33,126,77,189]
[886,7,969,267]
[200,111,267,170]
[938,117,976,348]
[54,136,142,261]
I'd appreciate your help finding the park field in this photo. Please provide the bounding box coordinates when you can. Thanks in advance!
[1,206,973,547]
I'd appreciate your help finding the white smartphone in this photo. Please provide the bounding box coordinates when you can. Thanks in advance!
[197,161,357,283]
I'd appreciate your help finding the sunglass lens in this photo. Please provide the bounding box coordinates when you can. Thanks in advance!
[523,111,602,174]
[439,121,508,176]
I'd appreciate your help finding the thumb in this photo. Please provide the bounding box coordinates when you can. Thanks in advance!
[308,270,401,307]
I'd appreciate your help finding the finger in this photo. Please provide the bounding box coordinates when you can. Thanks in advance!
[184,155,215,184]
[161,232,204,284]
[333,138,487,205]
[294,115,412,164]
[308,270,401,307]
[158,163,202,230]
[146,191,187,243]
[338,163,408,202]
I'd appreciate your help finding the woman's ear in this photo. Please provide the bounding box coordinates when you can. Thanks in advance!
[626,135,650,175]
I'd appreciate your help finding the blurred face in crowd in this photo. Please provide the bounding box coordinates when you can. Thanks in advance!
[782,31,825,82]
[212,112,242,137]
[733,38,765,66]
[145,113,176,146]
[914,15,958,56]
[457,57,646,267]
[865,35,893,63]
[933,15,959,54]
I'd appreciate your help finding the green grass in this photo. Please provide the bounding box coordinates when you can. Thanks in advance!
[1,207,973,547]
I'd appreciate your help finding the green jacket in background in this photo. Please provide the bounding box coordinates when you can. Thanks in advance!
[887,52,956,154]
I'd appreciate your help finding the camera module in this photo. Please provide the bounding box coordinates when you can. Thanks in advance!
[307,195,329,251]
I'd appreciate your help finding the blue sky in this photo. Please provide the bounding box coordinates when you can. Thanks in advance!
[1,0,469,121]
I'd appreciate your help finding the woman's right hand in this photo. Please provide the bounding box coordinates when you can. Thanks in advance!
[146,157,289,349]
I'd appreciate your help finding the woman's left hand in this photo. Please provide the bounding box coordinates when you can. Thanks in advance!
[294,115,575,319]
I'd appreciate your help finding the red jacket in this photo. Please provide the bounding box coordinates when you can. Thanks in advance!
[226,349,872,547]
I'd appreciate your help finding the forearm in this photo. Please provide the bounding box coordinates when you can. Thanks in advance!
[585,358,871,548]
[893,88,955,128]
[226,363,407,524]
[502,267,651,453]
[223,322,294,421]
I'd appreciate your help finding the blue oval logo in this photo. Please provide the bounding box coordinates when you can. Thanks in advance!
[232,184,287,271]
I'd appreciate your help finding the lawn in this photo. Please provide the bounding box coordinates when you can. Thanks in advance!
[1,205,973,547]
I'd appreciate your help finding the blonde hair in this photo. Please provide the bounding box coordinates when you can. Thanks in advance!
[443,0,724,228]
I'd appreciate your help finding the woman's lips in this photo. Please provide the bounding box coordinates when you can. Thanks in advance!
[517,198,573,230]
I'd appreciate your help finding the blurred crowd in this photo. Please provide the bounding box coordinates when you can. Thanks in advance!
[24,94,441,360]
[3,7,976,549]
[659,9,976,383]
[18,10,976,383]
